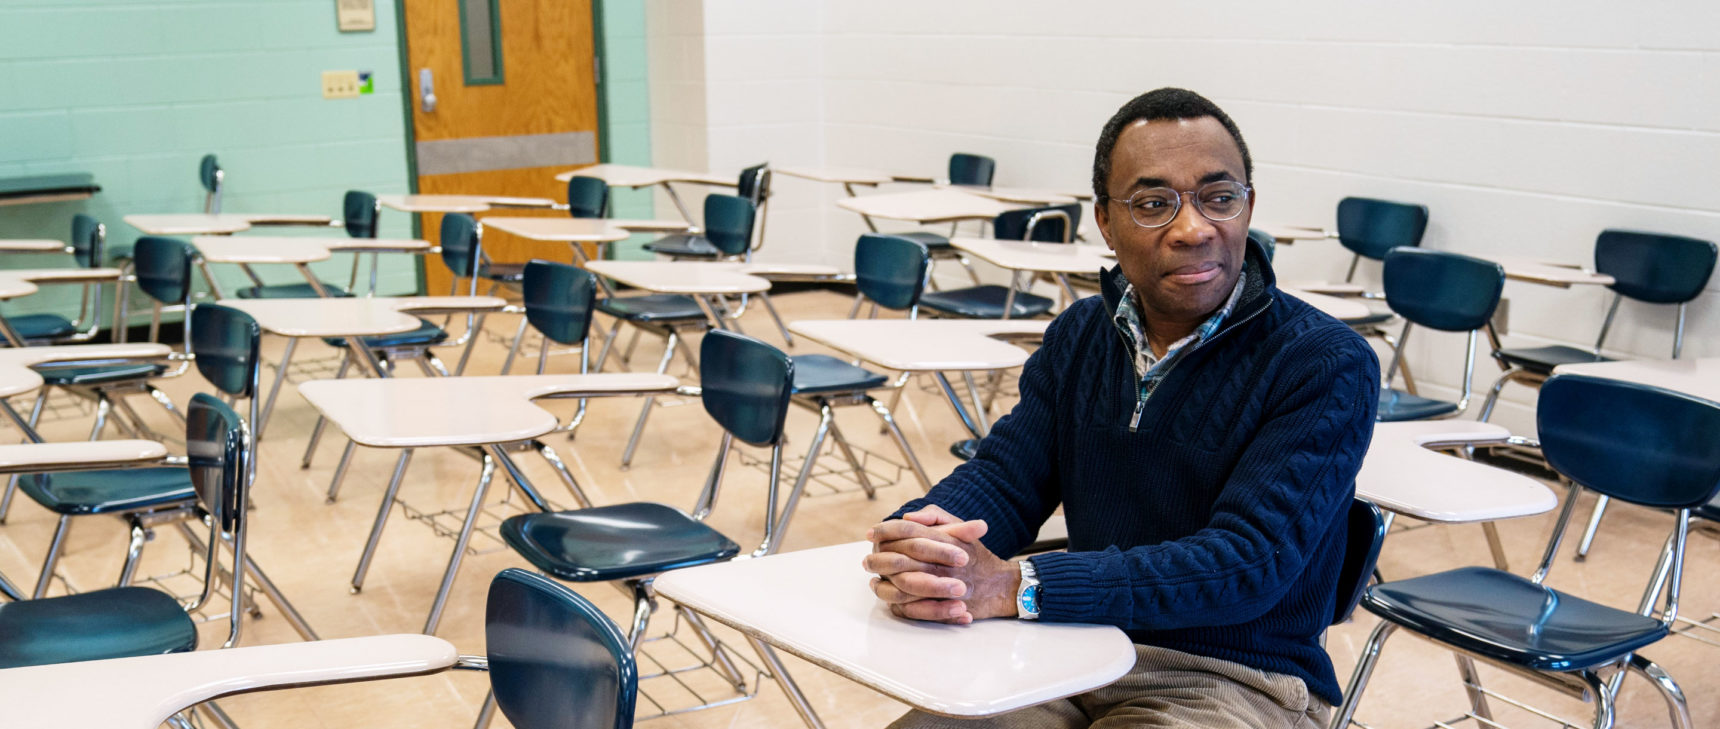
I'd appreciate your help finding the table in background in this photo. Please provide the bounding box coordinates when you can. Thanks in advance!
[950,237,1111,307]
[0,173,100,207]
[835,188,1020,231]
[191,236,430,298]
[124,214,253,237]
[0,240,71,253]
[300,372,679,634]
[553,164,737,224]
[479,217,653,264]
[655,541,1135,726]
[376,194,557,214]
[218,296,508,438]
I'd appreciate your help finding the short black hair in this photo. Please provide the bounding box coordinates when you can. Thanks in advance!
[1091,88,1253,204]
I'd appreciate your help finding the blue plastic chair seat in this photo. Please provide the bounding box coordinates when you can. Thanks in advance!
[0,586,196,669]
[921,286,1055,319]
[1377,388,1459,421]
[1363,566,1668,672]
[596,294,707,323]
[1495,346,1613,377]
[322,318,447,349]
[235,282,352,299]
[792,354,887,394]
[36,362,167,386]
[950,438,979,461]
[643,234,721,258]
[9,313,78,340]
[898,231,952,250]
[500,502,741,582]
[18,467,195,515]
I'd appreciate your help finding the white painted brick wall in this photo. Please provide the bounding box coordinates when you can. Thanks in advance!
[648,1,1720,436]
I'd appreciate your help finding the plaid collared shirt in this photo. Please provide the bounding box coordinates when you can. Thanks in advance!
[1113,272,1245,429]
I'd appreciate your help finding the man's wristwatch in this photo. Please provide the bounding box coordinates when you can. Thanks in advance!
[1016,560,1041,620]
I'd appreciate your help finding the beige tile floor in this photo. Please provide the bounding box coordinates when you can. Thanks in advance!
[1,288,1716,729]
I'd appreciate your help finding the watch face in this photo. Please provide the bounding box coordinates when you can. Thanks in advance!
[1021,584,1041,614]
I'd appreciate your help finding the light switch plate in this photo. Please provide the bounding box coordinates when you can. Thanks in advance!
[322,70,361,99]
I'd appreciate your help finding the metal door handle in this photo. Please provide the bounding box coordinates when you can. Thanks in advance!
[418,68,437,113]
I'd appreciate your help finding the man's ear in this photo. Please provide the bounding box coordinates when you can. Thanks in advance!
[1094,199,1117,252]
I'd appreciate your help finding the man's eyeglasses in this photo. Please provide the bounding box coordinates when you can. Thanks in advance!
[1107,181,1252,229]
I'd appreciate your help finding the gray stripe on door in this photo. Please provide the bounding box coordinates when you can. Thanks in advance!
[415,131,597,176]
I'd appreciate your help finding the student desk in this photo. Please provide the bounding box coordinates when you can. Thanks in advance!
[583,260,773,329]
[788,319,1047,443]
[654,540,1136,724]
[299,372,679,634]
[950,238,1111,306]
[0,268,125,345]
[375,194,557,214]
[552,163,736,224]
[1484,255,1616,289]
[0,240,71,253]
[942,184,1079,206]
[1554,358,1720,402]
[124,214,253,236]
[836,188,1019,227]
[777,166,913,233]
[191,236,430,298]
[1252,224,1335,245]
[477,217,645,264]
[217,296,507,438]
[0,634,457,729]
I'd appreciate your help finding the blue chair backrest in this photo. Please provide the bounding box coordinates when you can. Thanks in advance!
[70,214,104,269]
[1336,197,1428,261]
[855,234,929,311]
[190,304,262,400]
[566,176,609,219]
[1539,375,1720,510]
[1595,229,1718,305]
[440,213,481,278]
[343,190,379,239]
[703,194,757,257]
[994,203,1081,243]
[699,330,794,447]
[523,260,598,346]
[186,392,248,534]
[736,163,770,205]
[488,568,637,729]
[198,154,222,194]
[134,236,196,307]
[949,153,995,187]
[1333,500,1385,625]
[1247,228,1276,264]
[1382,248,1504,332]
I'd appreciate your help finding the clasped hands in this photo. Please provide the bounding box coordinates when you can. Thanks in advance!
[862,505,1020,624]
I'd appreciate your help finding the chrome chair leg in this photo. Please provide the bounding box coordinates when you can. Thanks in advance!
[471,691,498,729]
[113,396,160,440]
[759,292,794,346]
[1575,495,1611,560]
[678,604,749,692]
[535,442,593,509]
[626,578,656,649]
[592,318,624,373]
[1477,368,1517,423]
[1481,521,1510,571]
[32,514,73,598]
[255,337,298,440]
[0,391,49,522]
[779,405,835,552]
[243,550,321,641]
[500,317,530,375]
[1628,654,1693,729]
[869,396,932,491]
[747,635,828,729]
[621,328,644,367]
[88,397,113,439]
[620,332,679,469]
[1579,669,1615,729]
[301,354,353,469]
[1328,619,1397,729]
[325,440,358,504]
[1453,655,1494,722]
[118,522,148,586]
[424,453,498,635]
[351,449,414,594]
[824,413,875,498]
[144,385,186,423]
[198,700,241,729]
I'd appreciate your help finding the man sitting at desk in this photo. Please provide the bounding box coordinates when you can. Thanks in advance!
[863,88,1379,728]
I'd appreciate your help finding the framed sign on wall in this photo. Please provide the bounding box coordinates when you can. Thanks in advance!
[337,0,376,32]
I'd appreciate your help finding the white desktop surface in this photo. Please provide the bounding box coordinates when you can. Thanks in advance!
[789,319,1047,372]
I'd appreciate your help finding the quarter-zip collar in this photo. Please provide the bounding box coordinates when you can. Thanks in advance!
[1101,236,1278,431]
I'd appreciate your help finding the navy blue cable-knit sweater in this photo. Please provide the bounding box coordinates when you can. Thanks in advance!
[890,241,1379,706]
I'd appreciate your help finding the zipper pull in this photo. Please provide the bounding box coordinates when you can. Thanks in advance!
[1129,399,1145,432]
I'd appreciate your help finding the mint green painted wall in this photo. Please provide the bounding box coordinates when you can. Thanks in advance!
[0,0,416,325]
[596,0,655,261]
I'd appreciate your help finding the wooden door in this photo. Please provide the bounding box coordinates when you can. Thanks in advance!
[403,0,599,295]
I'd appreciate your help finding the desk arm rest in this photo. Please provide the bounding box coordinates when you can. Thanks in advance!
[0,440,168,474]
[676,385,702,398]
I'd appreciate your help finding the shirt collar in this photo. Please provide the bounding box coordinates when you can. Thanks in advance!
[1112,271,1247,375]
